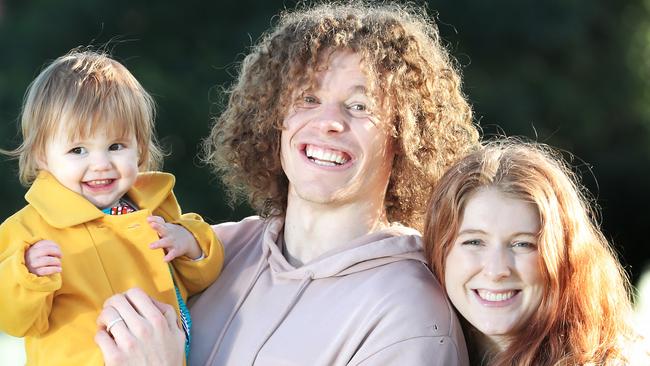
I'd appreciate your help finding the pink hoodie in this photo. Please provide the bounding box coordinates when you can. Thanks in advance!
[189,216,468,365]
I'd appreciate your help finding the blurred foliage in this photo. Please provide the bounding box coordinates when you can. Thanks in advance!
[1,0,649,284]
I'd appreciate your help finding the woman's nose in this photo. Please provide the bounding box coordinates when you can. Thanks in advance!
[482,247,513,281]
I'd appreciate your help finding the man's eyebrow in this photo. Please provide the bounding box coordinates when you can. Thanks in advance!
[348,85,368,94]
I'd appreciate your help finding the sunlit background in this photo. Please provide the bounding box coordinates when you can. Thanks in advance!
[2,0,650,364]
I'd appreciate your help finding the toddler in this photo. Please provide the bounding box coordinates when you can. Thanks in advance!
[0,49,223,365]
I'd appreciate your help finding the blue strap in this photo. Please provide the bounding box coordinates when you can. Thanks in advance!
[169,266,191,361]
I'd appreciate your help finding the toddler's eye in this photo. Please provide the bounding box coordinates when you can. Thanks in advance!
[69,147,86,154]
[109,143,125,151]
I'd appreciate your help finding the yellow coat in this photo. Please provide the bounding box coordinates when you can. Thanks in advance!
[0,171,223,366]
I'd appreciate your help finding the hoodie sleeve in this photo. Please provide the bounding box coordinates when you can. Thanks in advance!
[152,190,224,296]
[0,216,61,337]
[352,336,467,366]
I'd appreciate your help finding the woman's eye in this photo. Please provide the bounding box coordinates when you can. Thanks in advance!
[511,241,537,252]
[69,147,86,154]
[461,239,482,246]
[109,143,125,151]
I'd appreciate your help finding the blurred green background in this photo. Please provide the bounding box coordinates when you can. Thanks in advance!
[2,0,650,286]
[1,0,650,361]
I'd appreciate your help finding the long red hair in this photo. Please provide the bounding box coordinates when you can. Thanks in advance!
[424,140,638,365]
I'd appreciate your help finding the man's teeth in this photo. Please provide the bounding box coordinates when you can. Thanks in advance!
[305,145,349,165]
[477,290,516,302]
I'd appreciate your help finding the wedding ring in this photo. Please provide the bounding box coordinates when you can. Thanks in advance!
[106,317,125,334]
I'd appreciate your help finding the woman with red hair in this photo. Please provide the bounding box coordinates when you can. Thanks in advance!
[424,140,645,365]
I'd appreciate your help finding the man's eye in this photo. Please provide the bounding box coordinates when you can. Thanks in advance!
[109,143,125,151]
[303,95,318,104]
[348,103,367,112]
[69,147,86,154]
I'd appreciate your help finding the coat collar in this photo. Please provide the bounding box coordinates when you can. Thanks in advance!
[26,171,175,228]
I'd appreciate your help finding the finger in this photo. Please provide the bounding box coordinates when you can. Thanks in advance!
[29,241,63,258]
[149,237,172,250]
[148,221,169,238]
[95,329,123,366]
[33,265,62,276]
[151,298,182,333]
[146,216,166,225]
[104,293,144,331]
[31,255,62,269]
[97,306,135,355]
[124,288,165,322]
[163,248,179,262]
[97,305,127,332]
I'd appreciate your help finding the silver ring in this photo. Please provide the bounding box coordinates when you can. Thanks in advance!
[106,317,125,334]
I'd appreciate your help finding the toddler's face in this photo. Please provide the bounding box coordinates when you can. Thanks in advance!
[39,128,139,209]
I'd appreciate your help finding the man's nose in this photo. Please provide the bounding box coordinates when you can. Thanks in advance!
[314,104,346,134]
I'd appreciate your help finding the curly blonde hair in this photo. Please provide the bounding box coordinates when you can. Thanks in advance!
[203,1,479,229]
[3,48,163,186]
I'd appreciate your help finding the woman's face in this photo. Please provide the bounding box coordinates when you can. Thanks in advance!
[444,187,544,348]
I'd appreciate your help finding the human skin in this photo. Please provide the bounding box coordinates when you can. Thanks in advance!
[280,51,395,266]
[38,126,139,210]
[444,187,544,350]
[27,125,200,275]
[95,51,399,365]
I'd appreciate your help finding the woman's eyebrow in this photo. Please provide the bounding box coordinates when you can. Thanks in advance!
[457,228,487,236]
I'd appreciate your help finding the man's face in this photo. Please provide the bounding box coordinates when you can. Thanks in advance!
[280,51,394,208]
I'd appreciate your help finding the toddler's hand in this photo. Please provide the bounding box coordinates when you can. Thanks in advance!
[25,240,62,276]
[147,216,202,262]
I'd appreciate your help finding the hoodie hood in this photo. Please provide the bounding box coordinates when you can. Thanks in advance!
[262,216,425,280]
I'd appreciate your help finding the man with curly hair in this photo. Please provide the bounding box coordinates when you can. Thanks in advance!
[96,2,480,365]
